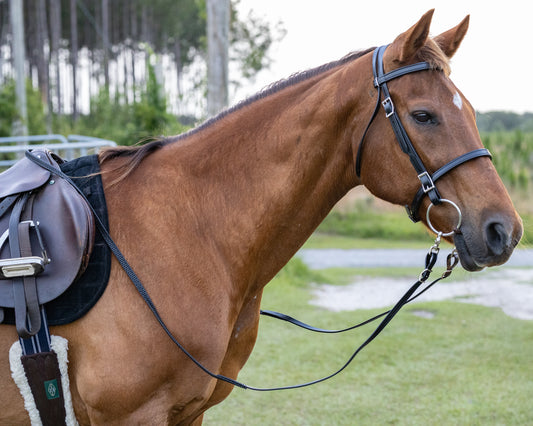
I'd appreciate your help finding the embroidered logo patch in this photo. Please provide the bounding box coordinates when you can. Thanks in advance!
[44,379,60,400]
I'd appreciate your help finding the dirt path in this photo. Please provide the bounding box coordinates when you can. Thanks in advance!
[309,268,533,320]
[298,248,533,269]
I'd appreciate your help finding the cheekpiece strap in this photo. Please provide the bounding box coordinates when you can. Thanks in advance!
[372,45,442,206]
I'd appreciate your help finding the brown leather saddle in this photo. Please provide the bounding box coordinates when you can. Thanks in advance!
[0,149,95,338]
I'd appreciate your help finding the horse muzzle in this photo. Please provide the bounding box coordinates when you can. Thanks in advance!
[453,212,523,272]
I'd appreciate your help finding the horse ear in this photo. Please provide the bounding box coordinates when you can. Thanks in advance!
[434,15,470,58]
[385,9,434,66]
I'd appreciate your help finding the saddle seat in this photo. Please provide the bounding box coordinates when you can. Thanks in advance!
[0,149,95,337]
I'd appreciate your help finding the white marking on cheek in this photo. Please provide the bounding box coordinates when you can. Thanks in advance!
[453,91,463,110]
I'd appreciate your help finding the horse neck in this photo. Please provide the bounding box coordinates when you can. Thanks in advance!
[157,60,370,293]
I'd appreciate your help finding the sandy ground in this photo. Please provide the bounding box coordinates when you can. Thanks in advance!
[309,267,533,320]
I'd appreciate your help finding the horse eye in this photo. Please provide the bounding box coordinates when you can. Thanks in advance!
[412,111,434,124]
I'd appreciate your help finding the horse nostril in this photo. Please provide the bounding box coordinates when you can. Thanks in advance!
[485,221,509,256]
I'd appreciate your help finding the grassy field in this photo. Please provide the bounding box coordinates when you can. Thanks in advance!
[313,204,533,248]
[203,201,533,424]
[302,233,453,250]
[205,256,533,425]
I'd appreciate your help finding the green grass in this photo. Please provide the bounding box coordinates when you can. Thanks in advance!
[316,208,431,241]
[204,198,531,423]
[205,260,533,425]
[310,201,533,248]
[519,211,533,246]
[303,233,453,250]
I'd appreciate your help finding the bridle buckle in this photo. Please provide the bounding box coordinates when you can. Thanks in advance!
[418,171,436,194]
[382,97,395,118]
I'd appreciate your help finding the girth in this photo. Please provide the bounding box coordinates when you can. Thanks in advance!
[355,45,492,222]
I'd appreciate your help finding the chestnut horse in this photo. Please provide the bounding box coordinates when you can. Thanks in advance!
[0,10,523,425]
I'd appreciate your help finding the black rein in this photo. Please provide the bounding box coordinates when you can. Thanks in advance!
[24,44,479,392]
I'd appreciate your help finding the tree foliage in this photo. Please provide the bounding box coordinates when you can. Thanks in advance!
[0,80,47,137]
[52,55,188,146]
[0,0,284,120]
[230,7,286,82]
[476,111,533,132]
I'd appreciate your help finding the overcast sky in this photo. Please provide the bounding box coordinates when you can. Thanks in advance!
[235,1,532,113]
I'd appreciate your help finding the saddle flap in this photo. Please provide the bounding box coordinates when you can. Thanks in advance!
[0,152,52,199]
[0,150,95,310]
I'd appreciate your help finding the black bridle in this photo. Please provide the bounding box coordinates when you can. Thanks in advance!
[355,45,492,222]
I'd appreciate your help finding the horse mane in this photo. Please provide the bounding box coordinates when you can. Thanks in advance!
[98,138,166,182]
[97,48,374,183]
[99,41,449,183]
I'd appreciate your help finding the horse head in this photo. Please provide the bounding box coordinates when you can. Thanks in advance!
[354,9,523,271]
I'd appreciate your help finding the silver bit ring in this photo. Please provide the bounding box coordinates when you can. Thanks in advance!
[426,199,462,237]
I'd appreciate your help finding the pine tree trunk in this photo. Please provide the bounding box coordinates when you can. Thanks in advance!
[36,0,51,132]
[206,0,229,117]
[49,0,62,114]
[130,3,137,103]
[9,0,28,136]
[101,0,110,94]
[70,0,79,121]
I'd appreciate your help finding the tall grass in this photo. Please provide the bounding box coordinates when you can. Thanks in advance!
[482,131,533,192]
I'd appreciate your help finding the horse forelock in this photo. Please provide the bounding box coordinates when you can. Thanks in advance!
[417,39,451,75]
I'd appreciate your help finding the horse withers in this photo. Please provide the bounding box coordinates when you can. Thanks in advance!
[0,10,522,425]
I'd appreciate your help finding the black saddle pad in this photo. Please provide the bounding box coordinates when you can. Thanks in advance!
[2,154,111,326]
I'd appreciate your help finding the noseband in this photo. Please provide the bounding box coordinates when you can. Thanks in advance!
[355,45,492,222]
